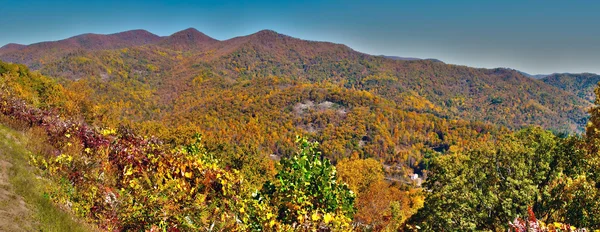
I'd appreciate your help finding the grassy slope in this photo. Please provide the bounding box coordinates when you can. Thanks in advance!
[0,125,93,232]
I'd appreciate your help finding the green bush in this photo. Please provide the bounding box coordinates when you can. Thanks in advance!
[242,137,355,231]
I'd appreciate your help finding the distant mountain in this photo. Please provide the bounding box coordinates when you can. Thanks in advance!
[45,29,161,50]
[0,43,26,54]
[518,71,549,79]
[0,30,161,68]
[157,28,218,50]
[542,73,600,103]
[382,56,421,61]
[217,29,355,58]
[382,55,443,63]
[0,28,592,136]
[531,74,549,79]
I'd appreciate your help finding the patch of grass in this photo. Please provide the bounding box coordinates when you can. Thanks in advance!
[0,125,94,232]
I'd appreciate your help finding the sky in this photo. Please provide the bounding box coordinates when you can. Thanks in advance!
[1,0,599,74]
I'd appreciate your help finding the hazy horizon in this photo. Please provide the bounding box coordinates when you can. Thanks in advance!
[2,0,599,75]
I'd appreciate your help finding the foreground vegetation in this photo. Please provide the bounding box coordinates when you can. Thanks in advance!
[0,124,92,231]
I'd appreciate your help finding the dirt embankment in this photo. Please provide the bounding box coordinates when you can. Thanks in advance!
[0,126,95,232]
[0,132,34,231]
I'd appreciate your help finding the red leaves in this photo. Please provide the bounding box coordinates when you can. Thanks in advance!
[509,206,579,232]
[528,206,537,223]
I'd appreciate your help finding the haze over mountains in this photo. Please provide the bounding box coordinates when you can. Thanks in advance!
[0,28,594,136]
[2,28,593,80]
[0,29,160,52]
[518,71,550,79]
[380,55,444,64]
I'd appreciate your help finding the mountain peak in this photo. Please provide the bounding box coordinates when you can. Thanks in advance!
[169,28,215,40]
[1,43,25,49]
[255,29,279,35]
[0,43,25,53]
[177,27,201,33]
[159,28,218,50]
[107,29,161,45]
[249,29,289,40]
[0,43,25,55]
[112,29,160,40]
[60,29,161,50]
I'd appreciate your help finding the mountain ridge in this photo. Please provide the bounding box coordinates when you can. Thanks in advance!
[542,73,600,103]
[0,28,593,134]
[0,29,163,67]
[157,28,218,50]
[381,55,444,63]
[0,43,26,54]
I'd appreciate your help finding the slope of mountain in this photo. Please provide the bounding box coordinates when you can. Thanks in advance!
[542,73,600,103]
[0,125,93,231]
[0,59,500,170]
[0,43,26,54]
[0,30,161,68]
[70,29,162,49]
[157,27,218,50]
[0,28,592,139]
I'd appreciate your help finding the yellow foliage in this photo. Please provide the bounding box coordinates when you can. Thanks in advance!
[336,158,384,193]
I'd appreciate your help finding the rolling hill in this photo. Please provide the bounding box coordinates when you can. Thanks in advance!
[0,29,161,69]
[0,28,593,164]
[542,73,600,103]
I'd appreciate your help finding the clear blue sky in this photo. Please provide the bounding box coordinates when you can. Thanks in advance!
[1,0,599,74]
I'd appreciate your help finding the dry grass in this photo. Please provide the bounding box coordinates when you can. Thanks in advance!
[0,125,94,232]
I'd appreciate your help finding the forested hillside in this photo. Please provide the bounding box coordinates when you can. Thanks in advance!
[0,29,591,134]
[542,73,600,103]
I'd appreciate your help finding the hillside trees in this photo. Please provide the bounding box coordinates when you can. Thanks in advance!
[408,127,597,230]
[337,157,423,230]
[0,60,510,186]
[411,110,600,231]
